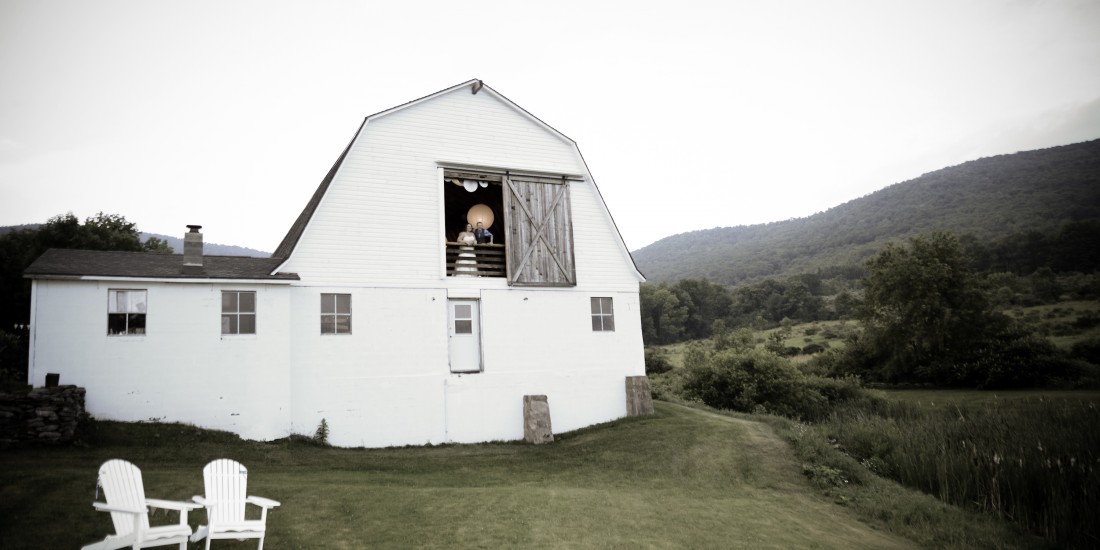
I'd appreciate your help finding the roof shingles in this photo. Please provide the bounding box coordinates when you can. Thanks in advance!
[24,249,298,281]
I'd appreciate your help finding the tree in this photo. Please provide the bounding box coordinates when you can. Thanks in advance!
[672,279,732,339]
[848,232,1071,387]
[639,284,689,345]
[857,232,994,381]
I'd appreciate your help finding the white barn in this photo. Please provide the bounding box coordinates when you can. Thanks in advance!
[24,80,649,448]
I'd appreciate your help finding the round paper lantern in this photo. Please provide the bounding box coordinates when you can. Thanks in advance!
[467,204,494,229]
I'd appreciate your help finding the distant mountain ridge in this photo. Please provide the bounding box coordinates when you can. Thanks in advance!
[632,139,1100,285]
[141,233,270,258]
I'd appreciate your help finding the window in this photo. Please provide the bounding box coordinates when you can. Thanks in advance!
[221,291,256,335]
[321,293,351,334]
[108,289,147,335]
[591,297,615,331]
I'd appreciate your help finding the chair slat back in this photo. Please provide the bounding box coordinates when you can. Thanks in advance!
[204,458,248,524]
[98,459,150,536]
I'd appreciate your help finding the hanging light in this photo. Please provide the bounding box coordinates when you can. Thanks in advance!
[463,180,479,192]
[467,204,494,229]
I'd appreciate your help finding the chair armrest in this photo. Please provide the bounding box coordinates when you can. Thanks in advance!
[92,501,144,515]
[145,498,201,511]
[246,496,281,508]
[192,496,211,506]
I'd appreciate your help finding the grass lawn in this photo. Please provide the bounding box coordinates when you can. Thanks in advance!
[0,402,923,549]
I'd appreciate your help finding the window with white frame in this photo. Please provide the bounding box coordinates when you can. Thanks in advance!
[221,291,256,335]
[591,297,615,332]
[321,293,351,334]
[108,289,147,335]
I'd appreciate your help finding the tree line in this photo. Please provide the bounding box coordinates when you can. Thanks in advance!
[641,221,1100,346]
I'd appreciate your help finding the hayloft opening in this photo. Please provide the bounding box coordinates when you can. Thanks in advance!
[444,169,506,278]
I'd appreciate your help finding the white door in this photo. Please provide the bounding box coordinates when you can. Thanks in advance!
[448,300,482,373]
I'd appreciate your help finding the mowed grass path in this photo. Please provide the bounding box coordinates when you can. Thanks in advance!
[0,402,914,549]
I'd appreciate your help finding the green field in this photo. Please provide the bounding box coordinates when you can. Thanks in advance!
[0,401,1036,549]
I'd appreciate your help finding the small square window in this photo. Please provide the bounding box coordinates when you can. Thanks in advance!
[108,289,147,335]
[321,293,352,334]
[591,297,615,332]
[221,291,256,335]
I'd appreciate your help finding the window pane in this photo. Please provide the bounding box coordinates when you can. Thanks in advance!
[239,292,255,313]
[335,315,351,334]
[321,294,334,314]
[108,313,128,334]
[600,297,612,315]
[220,292,235,314]
[128,314,146,334]
[335,294,351,314]
[592,316,602,331]
[455,304,471,318]
[603,315,615,332]
[222,314,237,334]
[321,315,335,333]
[131,291,147,313]
[455,320,473,334]
[239,314,256,334]
[590,297,600,315]
[109,290,124,313]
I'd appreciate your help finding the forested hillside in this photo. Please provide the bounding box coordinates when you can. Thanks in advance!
[634,139,1100,285]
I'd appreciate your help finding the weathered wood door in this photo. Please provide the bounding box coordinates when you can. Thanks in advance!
[448,299,482,373]
[504,175,577,286]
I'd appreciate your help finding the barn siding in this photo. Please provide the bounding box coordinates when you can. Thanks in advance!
[286,286,644,448]
[28,279,293,441]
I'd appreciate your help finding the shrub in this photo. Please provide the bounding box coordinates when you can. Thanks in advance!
[805,375,866,406]
[1070,337,1100,365]
[313,418,330,446]
[802,343,826,355]
[682,348,832,420]
[644,347,674,375]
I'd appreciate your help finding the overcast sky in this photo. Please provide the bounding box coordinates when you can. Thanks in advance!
[2,0,1099,253]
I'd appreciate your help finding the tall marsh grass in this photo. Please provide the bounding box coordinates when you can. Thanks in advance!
[826,394,1099,548]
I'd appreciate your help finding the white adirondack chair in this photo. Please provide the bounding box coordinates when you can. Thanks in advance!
[81,459,199,550]
[191,458,281,550]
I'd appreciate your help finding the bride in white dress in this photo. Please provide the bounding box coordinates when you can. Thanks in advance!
[455,223,478,276]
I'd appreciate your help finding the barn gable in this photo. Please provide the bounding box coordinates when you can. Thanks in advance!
[271,79,642,289]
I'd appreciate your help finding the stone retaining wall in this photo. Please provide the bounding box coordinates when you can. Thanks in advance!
[0,385,86,445]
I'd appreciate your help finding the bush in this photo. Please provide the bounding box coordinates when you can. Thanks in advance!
[1070,337,1100,365]
[805,375,866,406]
[644,347,674,375]
[682,348,834,420]
[0,329,28,392]
[802,343,826,355]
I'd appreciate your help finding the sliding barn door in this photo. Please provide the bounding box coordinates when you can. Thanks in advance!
[504,175,577,286]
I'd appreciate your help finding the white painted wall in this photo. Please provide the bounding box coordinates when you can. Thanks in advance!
[29,279,292,441]
[286,286,644,448]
